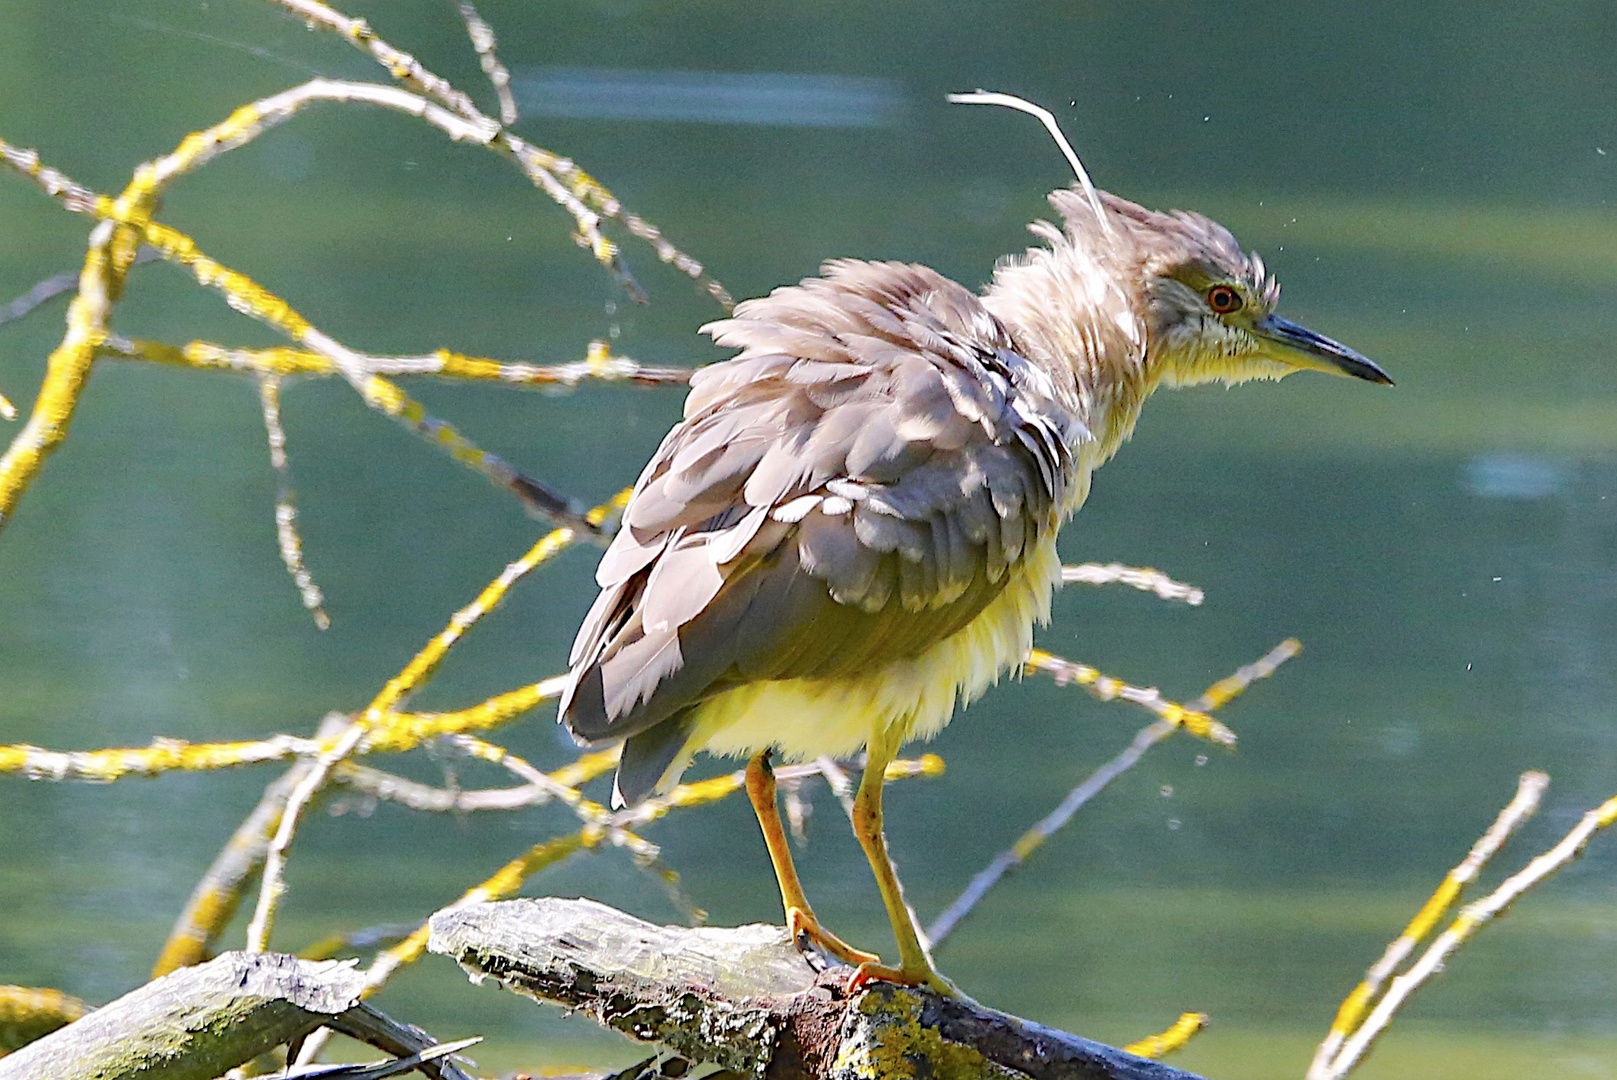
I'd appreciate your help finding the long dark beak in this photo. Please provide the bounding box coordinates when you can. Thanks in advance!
[1254,314,1393,385]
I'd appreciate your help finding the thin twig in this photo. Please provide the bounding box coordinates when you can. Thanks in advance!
[926,718,1177,948]
[330,745,619,816]
[928,640,1300,947]
[247,719,367,951]
[453,1,517,125]
[99,335,696,387]
[264,0,636,300]
[257,373,330,628]
[1024,649,1244,747]
[1122,1012,1207,1060]
[266,0,731,307]
[1062,562,1204,606]
[243,492,625,952]
[331,762,553,814]
[0,139,104,213]
[1313,771,1566,1080]
[0,248,163,329]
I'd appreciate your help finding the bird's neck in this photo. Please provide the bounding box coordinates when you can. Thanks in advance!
[981,239,1158,475]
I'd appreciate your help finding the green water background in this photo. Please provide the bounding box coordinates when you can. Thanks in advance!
[4,2,1617,1076]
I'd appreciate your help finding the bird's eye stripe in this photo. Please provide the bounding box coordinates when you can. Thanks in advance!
[1206,285,1243,314]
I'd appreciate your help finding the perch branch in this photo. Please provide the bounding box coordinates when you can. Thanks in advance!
[427,897,1209,1080]
[352,756,940,997]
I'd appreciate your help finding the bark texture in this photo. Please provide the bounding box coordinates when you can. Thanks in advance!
[429,897,1210,1080]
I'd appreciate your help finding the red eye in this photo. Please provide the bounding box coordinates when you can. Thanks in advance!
[1206,285,1244,314]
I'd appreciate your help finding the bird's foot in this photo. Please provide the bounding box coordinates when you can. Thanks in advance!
[786,907,880,968]
[846,960,963,999]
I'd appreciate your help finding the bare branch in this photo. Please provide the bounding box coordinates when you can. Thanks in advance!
[929,640,1300,947]
[0,952,476,1080]
[452,1,517,125]
[257,373,330,629]
[0,139,103,214]
[1024,649,1239,746]
[427,897,1211,1080]
[0,985,90,1054]
[266,0,731,307]
[1121,1012,1207,1060]
[1313,771,1585,1080]
[1062,562,1204,606]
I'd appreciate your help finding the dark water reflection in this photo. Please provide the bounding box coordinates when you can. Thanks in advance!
[3,2,1617,1077]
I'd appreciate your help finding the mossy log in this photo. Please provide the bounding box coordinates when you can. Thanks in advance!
[428,897,1210,1080]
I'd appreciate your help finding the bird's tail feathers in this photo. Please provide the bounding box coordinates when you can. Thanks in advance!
[611,711,698,808]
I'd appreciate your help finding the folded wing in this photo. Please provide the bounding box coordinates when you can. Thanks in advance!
[558,260,1086,798]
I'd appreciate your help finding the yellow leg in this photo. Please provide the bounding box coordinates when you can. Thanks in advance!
[847,727,960,997]
[745,749,878,968]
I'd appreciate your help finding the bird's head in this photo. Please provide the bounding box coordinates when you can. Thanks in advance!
[1058,189,1392,389]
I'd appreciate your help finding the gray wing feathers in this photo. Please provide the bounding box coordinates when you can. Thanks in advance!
[560,260,1088,787]
[614,710,698,807]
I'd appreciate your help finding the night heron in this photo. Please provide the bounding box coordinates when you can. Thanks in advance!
[559,97,1389,994]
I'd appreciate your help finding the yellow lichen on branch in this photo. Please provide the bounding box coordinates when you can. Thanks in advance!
[102,337,696,388]
[265,0,731,306]
[1123,1012,1207,1059]
[0,985,90,1056]
[0,217,117,527]
[349,755,944,1000]
[365,490,628,722]
[1305,770,1617,1080]
[0,677,577,783]
[246,490,630,953]
[3,86,634,533]
[1025,649,1239,747]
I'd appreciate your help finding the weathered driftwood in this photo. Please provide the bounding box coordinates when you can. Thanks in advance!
[428,897,1210,1080]
[0,951,474,1080]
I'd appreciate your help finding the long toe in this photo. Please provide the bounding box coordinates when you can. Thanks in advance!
[787,907,881,968]
[846,960,963,999]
